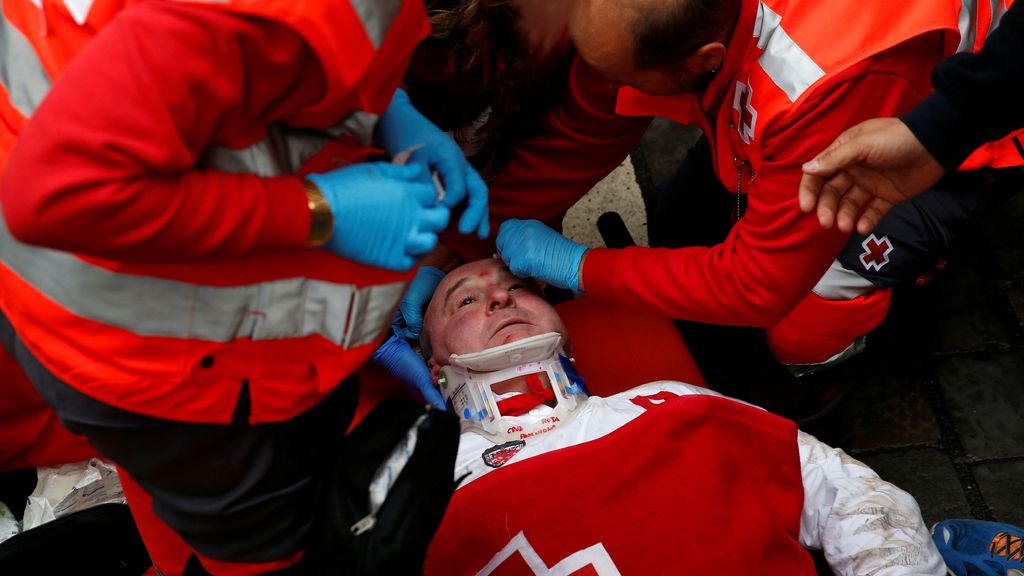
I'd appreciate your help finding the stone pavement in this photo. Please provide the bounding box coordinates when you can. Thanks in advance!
[563,118,1024,528]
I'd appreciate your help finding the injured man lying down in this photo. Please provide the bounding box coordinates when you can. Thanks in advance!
[418,257,944,575]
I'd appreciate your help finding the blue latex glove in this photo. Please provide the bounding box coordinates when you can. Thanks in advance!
[496,219,588,292]
[395,266,445,340]
[371,330,446,409]
[307,162,449,272]
[375,88,489,239]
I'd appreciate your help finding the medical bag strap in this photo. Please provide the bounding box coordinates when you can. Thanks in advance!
[306,398,461,576]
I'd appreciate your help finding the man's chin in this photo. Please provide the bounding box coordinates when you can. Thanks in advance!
[490,324,541,347]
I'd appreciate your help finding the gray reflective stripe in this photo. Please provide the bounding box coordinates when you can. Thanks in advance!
[958,0,977,52]
[783,336,866,377]
[339,110,380,147]
[0,209,404,347]
[754,1,824,102]
[811,259,876,300]
[752,0,781,49]
[989,0,1008,35]
[63,0,95,25]
[0,0,52,118]
[200,115,378,176]
[349,0,403,49]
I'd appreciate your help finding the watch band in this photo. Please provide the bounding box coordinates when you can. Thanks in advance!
[303,179,334,247]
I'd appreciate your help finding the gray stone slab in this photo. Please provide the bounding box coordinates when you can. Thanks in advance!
[855,448,971,525]
[983,190,1024,287]
[637,119,703,188]
[1008,288,1024,329]
[972,461,1024,526]
[919,265,1018,354]
[838,358,940,451]
[933,351,1024,460]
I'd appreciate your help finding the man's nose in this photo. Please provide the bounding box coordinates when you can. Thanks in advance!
[487,288,514,313]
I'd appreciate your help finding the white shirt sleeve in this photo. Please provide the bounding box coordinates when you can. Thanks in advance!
[797,430,947,575]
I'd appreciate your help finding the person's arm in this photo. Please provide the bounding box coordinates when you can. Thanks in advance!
[904,0,1024,170]
[799,1,1024,234]
[1,2,323,261]
[580,39,938,327]
[796,431,946,575]
[439,55,651,261]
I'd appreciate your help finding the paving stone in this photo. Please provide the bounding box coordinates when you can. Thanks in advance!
[636,119,703,188]
[972,461,1024,526]
[838,358,940,451]
[983,190,1024,287]
[918,264,1018,354]
[855,448,971,525]
[1008,288,1024,329]
[563,161,648,248]
[933,351,1024,460]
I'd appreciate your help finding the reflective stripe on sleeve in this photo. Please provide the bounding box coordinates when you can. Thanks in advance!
[989,0,1008,35]
[0,0,52,118]
[0,209,405,348]
[753,1,824,102]
[348,0,403,50]
[200,113,379,176]
[958,0,977,52]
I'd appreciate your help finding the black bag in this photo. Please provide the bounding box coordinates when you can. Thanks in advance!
[0,503,151,575]
[305,399,461,576]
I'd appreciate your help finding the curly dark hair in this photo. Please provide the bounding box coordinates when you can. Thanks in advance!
[406,0,572,178]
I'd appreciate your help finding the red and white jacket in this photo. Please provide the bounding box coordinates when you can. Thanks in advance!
[0,0,428,424]
[426,381,944,575]
[578,0,1018,328]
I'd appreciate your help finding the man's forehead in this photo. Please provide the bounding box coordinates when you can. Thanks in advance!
[445,259,512,287]
[431,259,508,307]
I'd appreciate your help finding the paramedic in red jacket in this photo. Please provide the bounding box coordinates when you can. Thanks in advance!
[498,0,1020,377]
[0,1,487,574]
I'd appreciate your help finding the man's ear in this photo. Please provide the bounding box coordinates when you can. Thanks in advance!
[683,42,726,75]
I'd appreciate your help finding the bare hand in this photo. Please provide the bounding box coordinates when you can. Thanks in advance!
[798,118,946,234]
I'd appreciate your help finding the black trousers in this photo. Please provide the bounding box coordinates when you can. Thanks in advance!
[2,309,358,566]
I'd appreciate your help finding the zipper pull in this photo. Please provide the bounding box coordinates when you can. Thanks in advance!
[351,514,377,536]
[733,156,745,221]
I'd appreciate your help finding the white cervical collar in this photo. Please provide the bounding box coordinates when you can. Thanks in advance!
[438,332,587,443]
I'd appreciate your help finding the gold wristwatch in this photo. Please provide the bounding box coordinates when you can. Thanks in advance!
[303,179,334,247]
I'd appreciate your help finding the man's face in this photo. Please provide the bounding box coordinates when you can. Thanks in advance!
[423,259,570,367]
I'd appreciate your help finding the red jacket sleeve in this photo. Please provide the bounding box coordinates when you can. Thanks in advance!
[440,56,652,261]
[1,2,325,261]
[582,34,943,327]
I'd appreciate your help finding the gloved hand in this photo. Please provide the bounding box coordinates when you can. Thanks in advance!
[395,266,445,340]
[496,219,588,292]
[375,88,489,239]
[371,330,446,409]
[307,162,449,272]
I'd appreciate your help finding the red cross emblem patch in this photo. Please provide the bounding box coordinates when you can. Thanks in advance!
[732,80,757,144]
[859,234,894,271]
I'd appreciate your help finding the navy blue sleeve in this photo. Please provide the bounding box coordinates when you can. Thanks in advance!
[901,1,1024,171]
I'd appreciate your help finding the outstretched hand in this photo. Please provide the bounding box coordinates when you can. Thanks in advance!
[799,118,946,235]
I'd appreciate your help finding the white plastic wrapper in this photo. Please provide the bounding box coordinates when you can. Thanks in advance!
[22,458,124,531]
[0,501,19,544]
